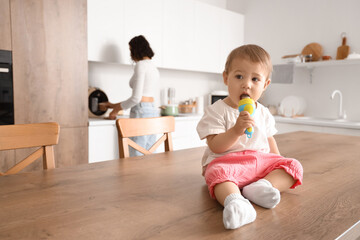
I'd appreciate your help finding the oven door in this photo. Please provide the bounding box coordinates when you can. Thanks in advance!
[0,50,14,125]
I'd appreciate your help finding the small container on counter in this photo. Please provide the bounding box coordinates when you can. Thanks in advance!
[178,99,196,114]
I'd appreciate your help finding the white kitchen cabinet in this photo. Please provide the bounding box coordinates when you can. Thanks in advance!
[220,9,244,70]
[87,0,244,73]
[123,0,163,66]
[87,0,126,63]
[172,115,206,150]
[87,0,163,65]
[193,1,221,73]
[162,0,196,71]
[88,121,119,163]
[88,116,206,163]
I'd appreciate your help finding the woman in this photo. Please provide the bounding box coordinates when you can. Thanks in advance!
[99,35,160,156]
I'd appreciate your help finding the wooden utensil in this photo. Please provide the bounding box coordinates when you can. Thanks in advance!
[301,42,323,61]
[336,33,350,60]
[282,42,323,61]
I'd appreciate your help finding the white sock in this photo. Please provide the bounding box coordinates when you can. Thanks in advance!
[223,193,256,230]
[242,179,281,209]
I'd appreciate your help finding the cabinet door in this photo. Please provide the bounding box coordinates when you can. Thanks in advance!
[123,0,163,66]
[88,124,119,163]
[0,0,12,50]
[193,1,221,73]
[220,9,244,72]
[88,0,127,63]
[163,0,196,71]
[172,118,206,150]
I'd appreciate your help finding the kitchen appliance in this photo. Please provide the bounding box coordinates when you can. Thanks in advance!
[88,87,108,118]
[168,88,175,104]
[209,90,228,105]
[0,50,14,125]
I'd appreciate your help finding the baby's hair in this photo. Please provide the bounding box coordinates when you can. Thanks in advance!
[224,44,273,79]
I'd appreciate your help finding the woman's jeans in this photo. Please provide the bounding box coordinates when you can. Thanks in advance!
[129,102,159,157]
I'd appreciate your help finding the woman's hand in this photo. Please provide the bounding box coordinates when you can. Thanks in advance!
[101,102,122,120]
[233,111,255,136]
[98,102,110,111]
[107,109,118,120]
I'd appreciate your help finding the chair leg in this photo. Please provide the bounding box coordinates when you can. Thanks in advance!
[119,138,130,158]
[43,146,55,169]
[165,133,173,152]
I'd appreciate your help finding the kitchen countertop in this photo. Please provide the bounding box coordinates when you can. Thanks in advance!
[275,115,360,129]
[90,115,360,129]
[88,114,203,126]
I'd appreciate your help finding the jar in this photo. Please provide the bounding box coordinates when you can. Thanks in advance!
[304,54,313,62]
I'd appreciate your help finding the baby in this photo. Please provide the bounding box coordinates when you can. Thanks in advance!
[196,44,303,230]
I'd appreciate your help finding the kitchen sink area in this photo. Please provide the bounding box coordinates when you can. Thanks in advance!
[275,116,360,129]
[275,115,360,137]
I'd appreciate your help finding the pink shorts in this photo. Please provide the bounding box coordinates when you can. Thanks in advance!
[204,150,303,199]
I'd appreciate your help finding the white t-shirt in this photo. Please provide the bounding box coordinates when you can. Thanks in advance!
[121,59,159,110]
[196,99,277,171]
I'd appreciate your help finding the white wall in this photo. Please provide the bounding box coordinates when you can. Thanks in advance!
[230,0,360,121]
[240,0,360,64]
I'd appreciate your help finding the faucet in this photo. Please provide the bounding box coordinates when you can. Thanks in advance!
[330,90,346,119]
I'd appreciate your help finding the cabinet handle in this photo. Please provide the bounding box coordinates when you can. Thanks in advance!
[0,68,9,73]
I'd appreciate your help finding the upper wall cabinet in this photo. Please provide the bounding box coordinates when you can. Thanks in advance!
[88,0,163,66]
[88,0,125,63]
[0,0,12,50]
[162,0,195,71]
[88,0,244,73]
[193,1,222,73]
[220,9,244,72]
[123,0,163,66]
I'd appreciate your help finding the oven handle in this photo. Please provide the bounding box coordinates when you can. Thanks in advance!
[0,67,10,73]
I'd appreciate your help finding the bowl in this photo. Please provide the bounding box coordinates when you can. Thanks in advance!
[160,105,178,116]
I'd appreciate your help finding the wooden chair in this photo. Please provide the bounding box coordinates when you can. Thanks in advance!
[0,122,60,176]
[116,116,175,158]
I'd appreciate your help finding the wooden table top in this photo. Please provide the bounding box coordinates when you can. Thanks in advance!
[0,131,359,240]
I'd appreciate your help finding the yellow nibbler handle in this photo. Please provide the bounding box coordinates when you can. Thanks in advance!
[238,98,256,138]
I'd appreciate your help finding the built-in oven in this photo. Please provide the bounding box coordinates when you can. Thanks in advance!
[0,50,14,125]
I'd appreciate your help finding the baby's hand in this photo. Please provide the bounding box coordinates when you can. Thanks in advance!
[233,111,255,136]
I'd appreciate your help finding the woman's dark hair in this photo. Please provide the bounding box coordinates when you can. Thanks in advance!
[129,35,154,61]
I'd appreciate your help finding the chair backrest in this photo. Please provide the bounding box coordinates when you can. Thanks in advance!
[0,122,60,175]
[116,116,175,158]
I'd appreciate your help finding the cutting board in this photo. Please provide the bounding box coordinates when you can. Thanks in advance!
[336,37,350,60]
[301,42,323,61]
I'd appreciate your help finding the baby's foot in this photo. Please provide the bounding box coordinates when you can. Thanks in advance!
[242,179,281,209]
[223,193,256,229]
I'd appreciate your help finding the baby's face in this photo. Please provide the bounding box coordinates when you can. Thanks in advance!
[222,57,271,108]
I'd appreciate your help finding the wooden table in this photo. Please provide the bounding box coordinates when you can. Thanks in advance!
[0,132,359,239]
